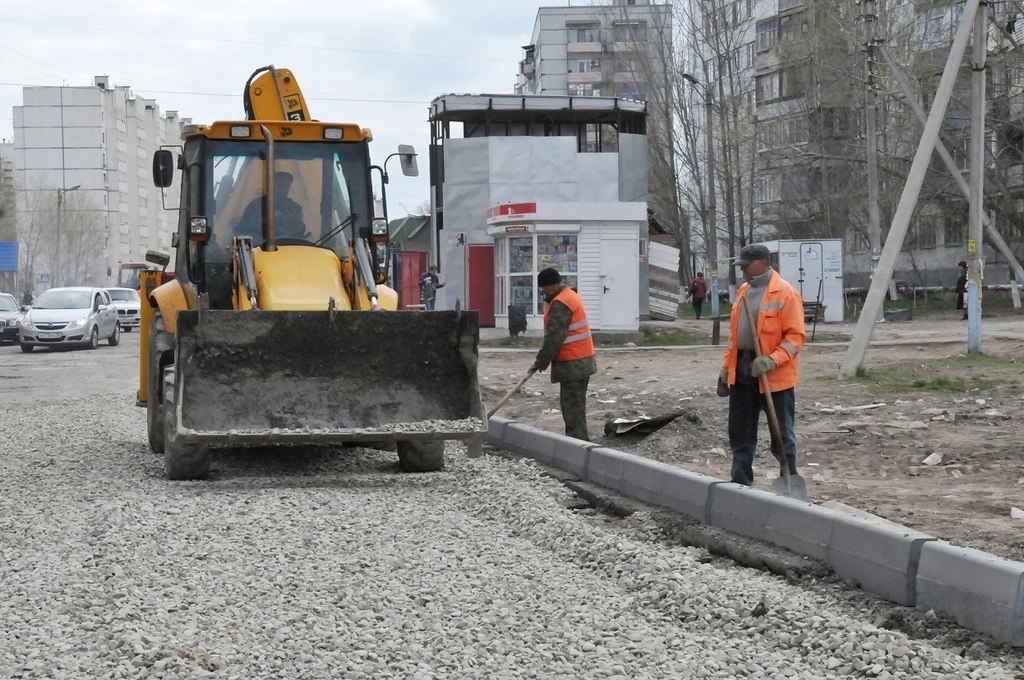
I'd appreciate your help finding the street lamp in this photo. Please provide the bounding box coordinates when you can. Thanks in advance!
[55,185,81,288]
[682,73,721,345]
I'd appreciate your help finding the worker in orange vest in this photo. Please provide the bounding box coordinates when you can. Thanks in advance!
[530,267,597,441]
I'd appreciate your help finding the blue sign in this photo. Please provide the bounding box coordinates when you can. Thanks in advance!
[39,273,50,282]
[0,241,18,272]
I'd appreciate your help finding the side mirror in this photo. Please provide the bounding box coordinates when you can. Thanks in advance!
[153,149,175,188]
[398,144,418,178]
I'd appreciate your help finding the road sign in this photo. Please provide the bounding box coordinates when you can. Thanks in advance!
[39,273,50,282]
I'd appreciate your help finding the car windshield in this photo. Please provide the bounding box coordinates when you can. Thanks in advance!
[32,291,92,310]
[107,290,139,302]
[0,296,18,312]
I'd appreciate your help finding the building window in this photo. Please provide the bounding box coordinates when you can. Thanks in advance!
[756,73,780,102]
[569,83,599,97]
[502,234,579,315]
[577,59,601,73]
[579,123,619,153]
[572,28,600,43]
[756,18,779,51]
[613,22,647,43]
[755,175,778,203]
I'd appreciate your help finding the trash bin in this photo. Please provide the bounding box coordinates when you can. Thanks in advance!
[508,304,527,338]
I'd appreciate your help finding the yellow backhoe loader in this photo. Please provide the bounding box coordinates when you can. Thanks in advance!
[138,66,484,479]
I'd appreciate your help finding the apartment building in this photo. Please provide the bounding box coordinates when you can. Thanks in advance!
[13,76,183,292]
[701,0,1023,288]
[516,1,679,241]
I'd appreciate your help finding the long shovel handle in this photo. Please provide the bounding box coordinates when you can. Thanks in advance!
[741,296,793,484]
[487,368,537,418]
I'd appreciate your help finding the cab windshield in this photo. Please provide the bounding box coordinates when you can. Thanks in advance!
[204,139,371,260]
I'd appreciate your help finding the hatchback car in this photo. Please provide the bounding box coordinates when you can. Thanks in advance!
[0,292,22,344]
[19,287,120,352]
[104,287,142,332]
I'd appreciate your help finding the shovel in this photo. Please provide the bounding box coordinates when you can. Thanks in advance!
[741,296,809,501]
[488,367,537,419]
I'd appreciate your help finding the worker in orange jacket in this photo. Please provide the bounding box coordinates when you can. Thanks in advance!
[717,244,806,487]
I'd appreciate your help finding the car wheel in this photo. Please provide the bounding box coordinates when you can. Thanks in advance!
[163,365,210,480]
[397,440,446,472]
[147,311,173,455]
[20,343,33,353]
[87,326,99,350]
[108,322,120,346]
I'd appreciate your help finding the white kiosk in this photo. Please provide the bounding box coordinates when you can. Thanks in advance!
[759,239,844,322]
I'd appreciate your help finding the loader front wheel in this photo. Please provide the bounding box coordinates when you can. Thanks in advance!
[147,311,173,455]
[397,440,445,473]
[163,366,210,480]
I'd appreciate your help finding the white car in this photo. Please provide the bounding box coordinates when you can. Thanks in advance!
[105,287,142,332]
[19,287,120,352]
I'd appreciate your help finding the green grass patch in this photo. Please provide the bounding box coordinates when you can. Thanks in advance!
[641,325,714,346]
[832,353,1021,394]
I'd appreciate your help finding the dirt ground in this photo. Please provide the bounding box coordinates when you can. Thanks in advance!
[477,309,1024,563]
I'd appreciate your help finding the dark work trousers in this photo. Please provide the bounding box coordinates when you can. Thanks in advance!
[692,297,705,320]
[559,376,591,442]
[728,354,798,486]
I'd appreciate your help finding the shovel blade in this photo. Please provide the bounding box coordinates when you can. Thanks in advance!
[772,473,809,501]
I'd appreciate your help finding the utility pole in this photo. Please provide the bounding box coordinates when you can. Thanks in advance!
[967,0,987,352]
[864,0,884,323]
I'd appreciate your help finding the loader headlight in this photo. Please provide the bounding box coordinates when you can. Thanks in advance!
[323,128,345,140]
[230,125,252,138]
[371,218,388,236]
[189,217,210,242]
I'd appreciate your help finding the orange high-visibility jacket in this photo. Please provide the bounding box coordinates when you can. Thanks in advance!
[723,270,806,392]
[545,287,595,362]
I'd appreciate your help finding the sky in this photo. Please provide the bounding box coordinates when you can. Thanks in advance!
[0,1,574,216]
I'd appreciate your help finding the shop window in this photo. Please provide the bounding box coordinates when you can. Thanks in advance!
[500,234,580,316]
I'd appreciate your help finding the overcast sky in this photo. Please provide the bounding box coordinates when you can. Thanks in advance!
[0,1,578,215]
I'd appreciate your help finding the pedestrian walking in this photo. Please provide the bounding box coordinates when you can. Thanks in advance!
[530,267,597,441]
[418,264,445,311]
[955,260,968,320]
[718,244,806,487]
[688,272,708,319]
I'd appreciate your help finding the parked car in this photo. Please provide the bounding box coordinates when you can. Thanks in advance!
[19,287,120,352]
[0,292,23,343]
[104,287,141,332]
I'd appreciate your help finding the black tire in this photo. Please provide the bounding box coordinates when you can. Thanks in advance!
[87,326,99,350]
[123,326,133,333]
[397,440,446,472]
[108,322,120,346]
[20,343,33,353]
[163,366,210,480]
[147,311,173,454]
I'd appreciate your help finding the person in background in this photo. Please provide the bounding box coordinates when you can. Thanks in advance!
[955,260,968,320]
[688,271,708,320]
[718,244,806,487]
[418,264,445,311]
[530,267,597,441]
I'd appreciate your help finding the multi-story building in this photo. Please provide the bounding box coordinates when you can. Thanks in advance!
[698,0,1024,290]
[13,76,183,291]
[516,1,680,253]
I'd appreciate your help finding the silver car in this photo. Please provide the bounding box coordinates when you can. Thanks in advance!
[0,292,23,344]
[104,287,142,332]
[19,287,121,352]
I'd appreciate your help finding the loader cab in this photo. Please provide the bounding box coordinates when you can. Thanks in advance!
[161,123,378,309]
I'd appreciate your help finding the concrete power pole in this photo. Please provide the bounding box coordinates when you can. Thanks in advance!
[864,0,884,323]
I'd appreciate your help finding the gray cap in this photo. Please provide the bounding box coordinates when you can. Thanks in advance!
[734,244,771,266]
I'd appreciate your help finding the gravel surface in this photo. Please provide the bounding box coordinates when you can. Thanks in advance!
[2,391,1023,678]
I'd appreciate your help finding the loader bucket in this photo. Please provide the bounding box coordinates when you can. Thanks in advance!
[170,309,485,446]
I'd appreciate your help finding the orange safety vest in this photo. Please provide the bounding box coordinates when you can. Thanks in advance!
[544,287,595,362]
[722,270,806,392]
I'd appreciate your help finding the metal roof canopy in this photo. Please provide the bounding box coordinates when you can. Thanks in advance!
[428,94,647,139]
